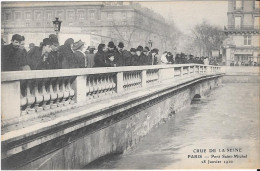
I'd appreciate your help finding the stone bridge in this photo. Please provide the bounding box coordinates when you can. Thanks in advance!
[1,64,223,169]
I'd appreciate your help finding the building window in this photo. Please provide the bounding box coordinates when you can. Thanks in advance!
[35,12,42,20]
[107,12,112,20]
[26,23,30,27]
[255,0,260,8]
[235,0,242,9]
[78,11,84,19]
[46,12,52,20]
[90,21,95,25]
[235,16,241,29]
[122,21,127,25]
[14,12,22,20]
[4,11,12,20]
[67,11,75,20]
[122,12,127,18]
[25,12,31,20]
[90,11,95,19]
[244,36,251,45]
[254,17,260,29]
[56,11,64,20]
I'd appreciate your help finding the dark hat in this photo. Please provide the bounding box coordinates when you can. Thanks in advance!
[29,43,35,48]
[136,46,143,52]
[87,46,95,51]
[11,34,23,42]
[130,48,136,52]
[151,48,159,54]
[42,38,53,46]
[144,46,150,52]
[49,34,59,46]
[72,40,85,50]
[118,42,124,48]
[108,41,115,48]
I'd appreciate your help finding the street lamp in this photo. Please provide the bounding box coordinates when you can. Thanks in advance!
[52,17,62,37]
[148,40,152,49]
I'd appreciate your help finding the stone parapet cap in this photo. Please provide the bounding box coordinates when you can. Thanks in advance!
[1,64,218,82]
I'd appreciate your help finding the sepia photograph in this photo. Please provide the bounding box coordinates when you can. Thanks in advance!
[1,0,259,170]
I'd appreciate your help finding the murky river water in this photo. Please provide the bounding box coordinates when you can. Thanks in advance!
[85,83,259,169]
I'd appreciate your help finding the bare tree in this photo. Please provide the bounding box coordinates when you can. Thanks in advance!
[191,21,226,57]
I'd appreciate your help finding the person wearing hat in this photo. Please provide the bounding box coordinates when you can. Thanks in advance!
[115,42,127,66]
[146,48,159,65]
[129,48,138,66]
[106,53,116,67]
[136,45,147,66]
[85,46,95,68]
[1,34,29,71]
[58,38,75,69]
[93,43,111,67]
[48,34,60,69]
[27,38,53,70]
[72,40,87,68]
[105,41,117,66]
[124,48,134,66]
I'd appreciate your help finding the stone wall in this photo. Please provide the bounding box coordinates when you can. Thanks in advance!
[5,77,221,170]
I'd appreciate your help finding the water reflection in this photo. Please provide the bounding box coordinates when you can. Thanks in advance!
[85,83,259,169]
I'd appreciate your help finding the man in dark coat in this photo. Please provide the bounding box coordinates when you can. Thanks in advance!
[73,40,86,68]
[27,38,53,70]
[125,48,135,66]
[1,34,28,71]
[116,42,127,66]
[136,46,147,66]
[94,43,111,67]
[48,34,60,69]
[58,38,75,69]
[105,41,118,66]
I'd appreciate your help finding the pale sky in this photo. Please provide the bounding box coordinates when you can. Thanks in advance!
[140,1,228,34]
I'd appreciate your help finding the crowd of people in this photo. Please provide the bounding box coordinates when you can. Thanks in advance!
[1,33,212,72]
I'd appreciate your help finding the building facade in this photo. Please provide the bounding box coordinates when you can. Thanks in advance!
[1,1,171,51]
[223,0,260,66]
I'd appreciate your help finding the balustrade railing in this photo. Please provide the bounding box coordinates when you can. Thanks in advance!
[1,64,222,125]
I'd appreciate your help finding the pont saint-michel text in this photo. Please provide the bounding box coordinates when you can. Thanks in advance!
[187,148,248,165]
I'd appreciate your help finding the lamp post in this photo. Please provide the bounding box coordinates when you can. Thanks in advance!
[52,17,62,40]
[148,40,152,49]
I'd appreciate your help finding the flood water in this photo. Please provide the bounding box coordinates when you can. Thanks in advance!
[85,83,259,169]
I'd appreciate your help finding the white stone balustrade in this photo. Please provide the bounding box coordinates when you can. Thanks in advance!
[1,64,222,125]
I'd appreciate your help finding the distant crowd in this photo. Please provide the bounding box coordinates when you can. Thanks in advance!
[2,34,215,72]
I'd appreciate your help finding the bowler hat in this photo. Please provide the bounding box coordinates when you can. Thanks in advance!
[72,40,85,50]
[130,48,136,52]
[108,41,115,48]
[144,46,150,52]
[49,34,59,46]
[118,42,124,48]
[136,46,143,52]
[42,38,53,46]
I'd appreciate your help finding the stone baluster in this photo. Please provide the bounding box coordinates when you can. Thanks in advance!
[88,75,94,99]
[123,73,128,90]
[55,78,64,107]
[60,78,69,106]
[92,76,98,99]
[20,80,27,116]
[102,75,108,96]
[33,79,44,112]
[26,80,36,114]
[180,67,183,77]
[111,74,116,94]
[67,77,75,104]
[41,79,51,110]
[49,78,58,109]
